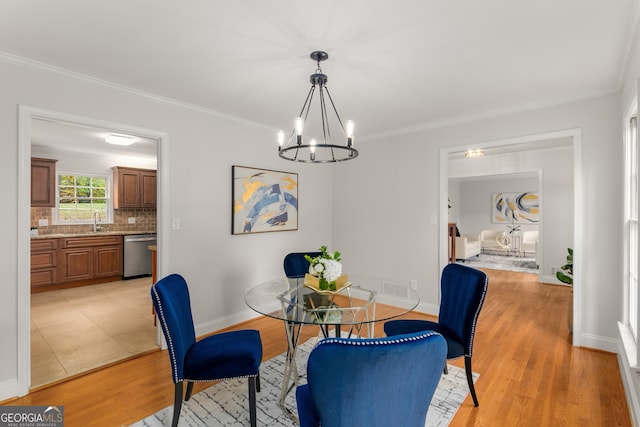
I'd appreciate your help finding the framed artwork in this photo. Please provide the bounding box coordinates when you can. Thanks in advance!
[232,165,298,234]
[492,192,539,223]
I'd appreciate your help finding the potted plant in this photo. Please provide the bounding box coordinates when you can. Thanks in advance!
[557,248,573,333]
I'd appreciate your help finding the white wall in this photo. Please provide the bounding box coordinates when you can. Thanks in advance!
[455,175,539,234]
[0,56,335,399]
[447,179,461,224]
[333,93,621,354]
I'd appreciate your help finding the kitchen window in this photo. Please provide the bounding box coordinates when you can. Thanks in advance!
[53,172,113,224]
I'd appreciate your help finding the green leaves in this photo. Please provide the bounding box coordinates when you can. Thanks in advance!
[556,248,573,285]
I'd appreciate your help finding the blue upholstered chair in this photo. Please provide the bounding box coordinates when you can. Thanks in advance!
[295,331,447,427]
[150,274,263,427]
[283,251,322,278]
[384,263,488,406]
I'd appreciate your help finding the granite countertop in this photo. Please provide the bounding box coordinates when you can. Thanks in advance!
[31,231,156,239]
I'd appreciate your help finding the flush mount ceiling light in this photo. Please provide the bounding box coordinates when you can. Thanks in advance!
[278,51,358,163]
[105,134,135,146]
[465,149,485,158]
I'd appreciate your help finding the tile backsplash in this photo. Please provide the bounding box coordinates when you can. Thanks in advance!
[31,207,157,235]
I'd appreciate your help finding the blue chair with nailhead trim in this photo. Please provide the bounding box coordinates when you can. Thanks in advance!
[384,263,488,407]
[296,331,447,427]
[151,273,262,427]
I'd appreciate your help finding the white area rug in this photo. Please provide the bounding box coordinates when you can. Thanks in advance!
[462,253,538,273]
[130,337,478,427]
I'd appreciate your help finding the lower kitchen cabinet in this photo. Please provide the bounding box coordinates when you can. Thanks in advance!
[94,245,123,277]
[60,235,123,283]
[31,239,58,289]
[31,235,124,291]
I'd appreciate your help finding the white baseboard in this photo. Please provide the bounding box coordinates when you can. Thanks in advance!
[540,274,562,284]
[195,308,262,338]
[578,332,619,353]
[402,300,439,317]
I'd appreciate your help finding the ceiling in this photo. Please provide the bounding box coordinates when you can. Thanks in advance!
[30,118,158,159]
[2,1,638,147]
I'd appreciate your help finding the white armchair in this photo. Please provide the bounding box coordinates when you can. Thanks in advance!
[455,233,482,260]
[480,229,505,254]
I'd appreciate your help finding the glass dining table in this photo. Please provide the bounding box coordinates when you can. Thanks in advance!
[244,275,420,418]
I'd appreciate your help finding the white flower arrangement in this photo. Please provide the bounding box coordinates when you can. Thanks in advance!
[305,246,343,291]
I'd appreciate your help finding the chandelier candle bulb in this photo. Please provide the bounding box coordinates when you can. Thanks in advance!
[345,120,355,147]
[277,130,285,150]
[295,117,304,145]
[310,139,317,161]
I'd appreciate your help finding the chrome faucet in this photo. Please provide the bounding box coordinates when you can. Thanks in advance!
[93,212,102,232]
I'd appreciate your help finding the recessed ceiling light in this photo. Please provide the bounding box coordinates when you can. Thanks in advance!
[105,134,135,146]
[465,149,484,158]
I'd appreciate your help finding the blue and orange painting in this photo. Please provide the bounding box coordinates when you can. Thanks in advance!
[232,166,298,234]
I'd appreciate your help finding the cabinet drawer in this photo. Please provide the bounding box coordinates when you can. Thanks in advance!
[31,239,58,251]
[62,236,122,248]
[31,251,57,269]
[31,269,57,287]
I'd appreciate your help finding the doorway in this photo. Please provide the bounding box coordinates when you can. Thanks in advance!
[18,106,168,394]
[439,128,582,346]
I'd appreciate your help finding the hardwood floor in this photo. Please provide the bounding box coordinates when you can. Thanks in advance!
[5,269,631,426]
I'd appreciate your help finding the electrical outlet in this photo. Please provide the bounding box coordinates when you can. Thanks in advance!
[171,217,181,230]
[128,217,136,224]
[410,279,417,290]
[38,219,48,227]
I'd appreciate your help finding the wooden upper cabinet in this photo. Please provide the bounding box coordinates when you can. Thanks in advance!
[31,158,58,207]
[140,170,157,208]
[112,166,156,209]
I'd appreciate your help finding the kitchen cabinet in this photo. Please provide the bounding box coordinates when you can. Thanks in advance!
[60,235,123,283]
[112,166,156,208]
[31,238,58,289]
[31,157,58,207]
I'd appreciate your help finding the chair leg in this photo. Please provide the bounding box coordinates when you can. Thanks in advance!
[443,363,448,375]
[248,376,257,427]
[185,381,195,401]
[256,372,261,393]
[172,382,184,427]
[465,355,479,407]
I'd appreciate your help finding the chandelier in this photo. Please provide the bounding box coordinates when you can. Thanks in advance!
[278,51,358,163]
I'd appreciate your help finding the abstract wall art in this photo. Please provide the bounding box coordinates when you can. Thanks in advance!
[232,165,298,234]
[492,192,540,224]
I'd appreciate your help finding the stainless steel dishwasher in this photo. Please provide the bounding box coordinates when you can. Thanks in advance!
[123,234,157,279]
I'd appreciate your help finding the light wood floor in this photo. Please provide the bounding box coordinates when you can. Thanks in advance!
[7,269,631,426]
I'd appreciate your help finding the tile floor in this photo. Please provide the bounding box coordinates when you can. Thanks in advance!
[30,277,158,388]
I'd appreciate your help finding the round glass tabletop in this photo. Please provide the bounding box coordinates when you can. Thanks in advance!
[245,275,420,326]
